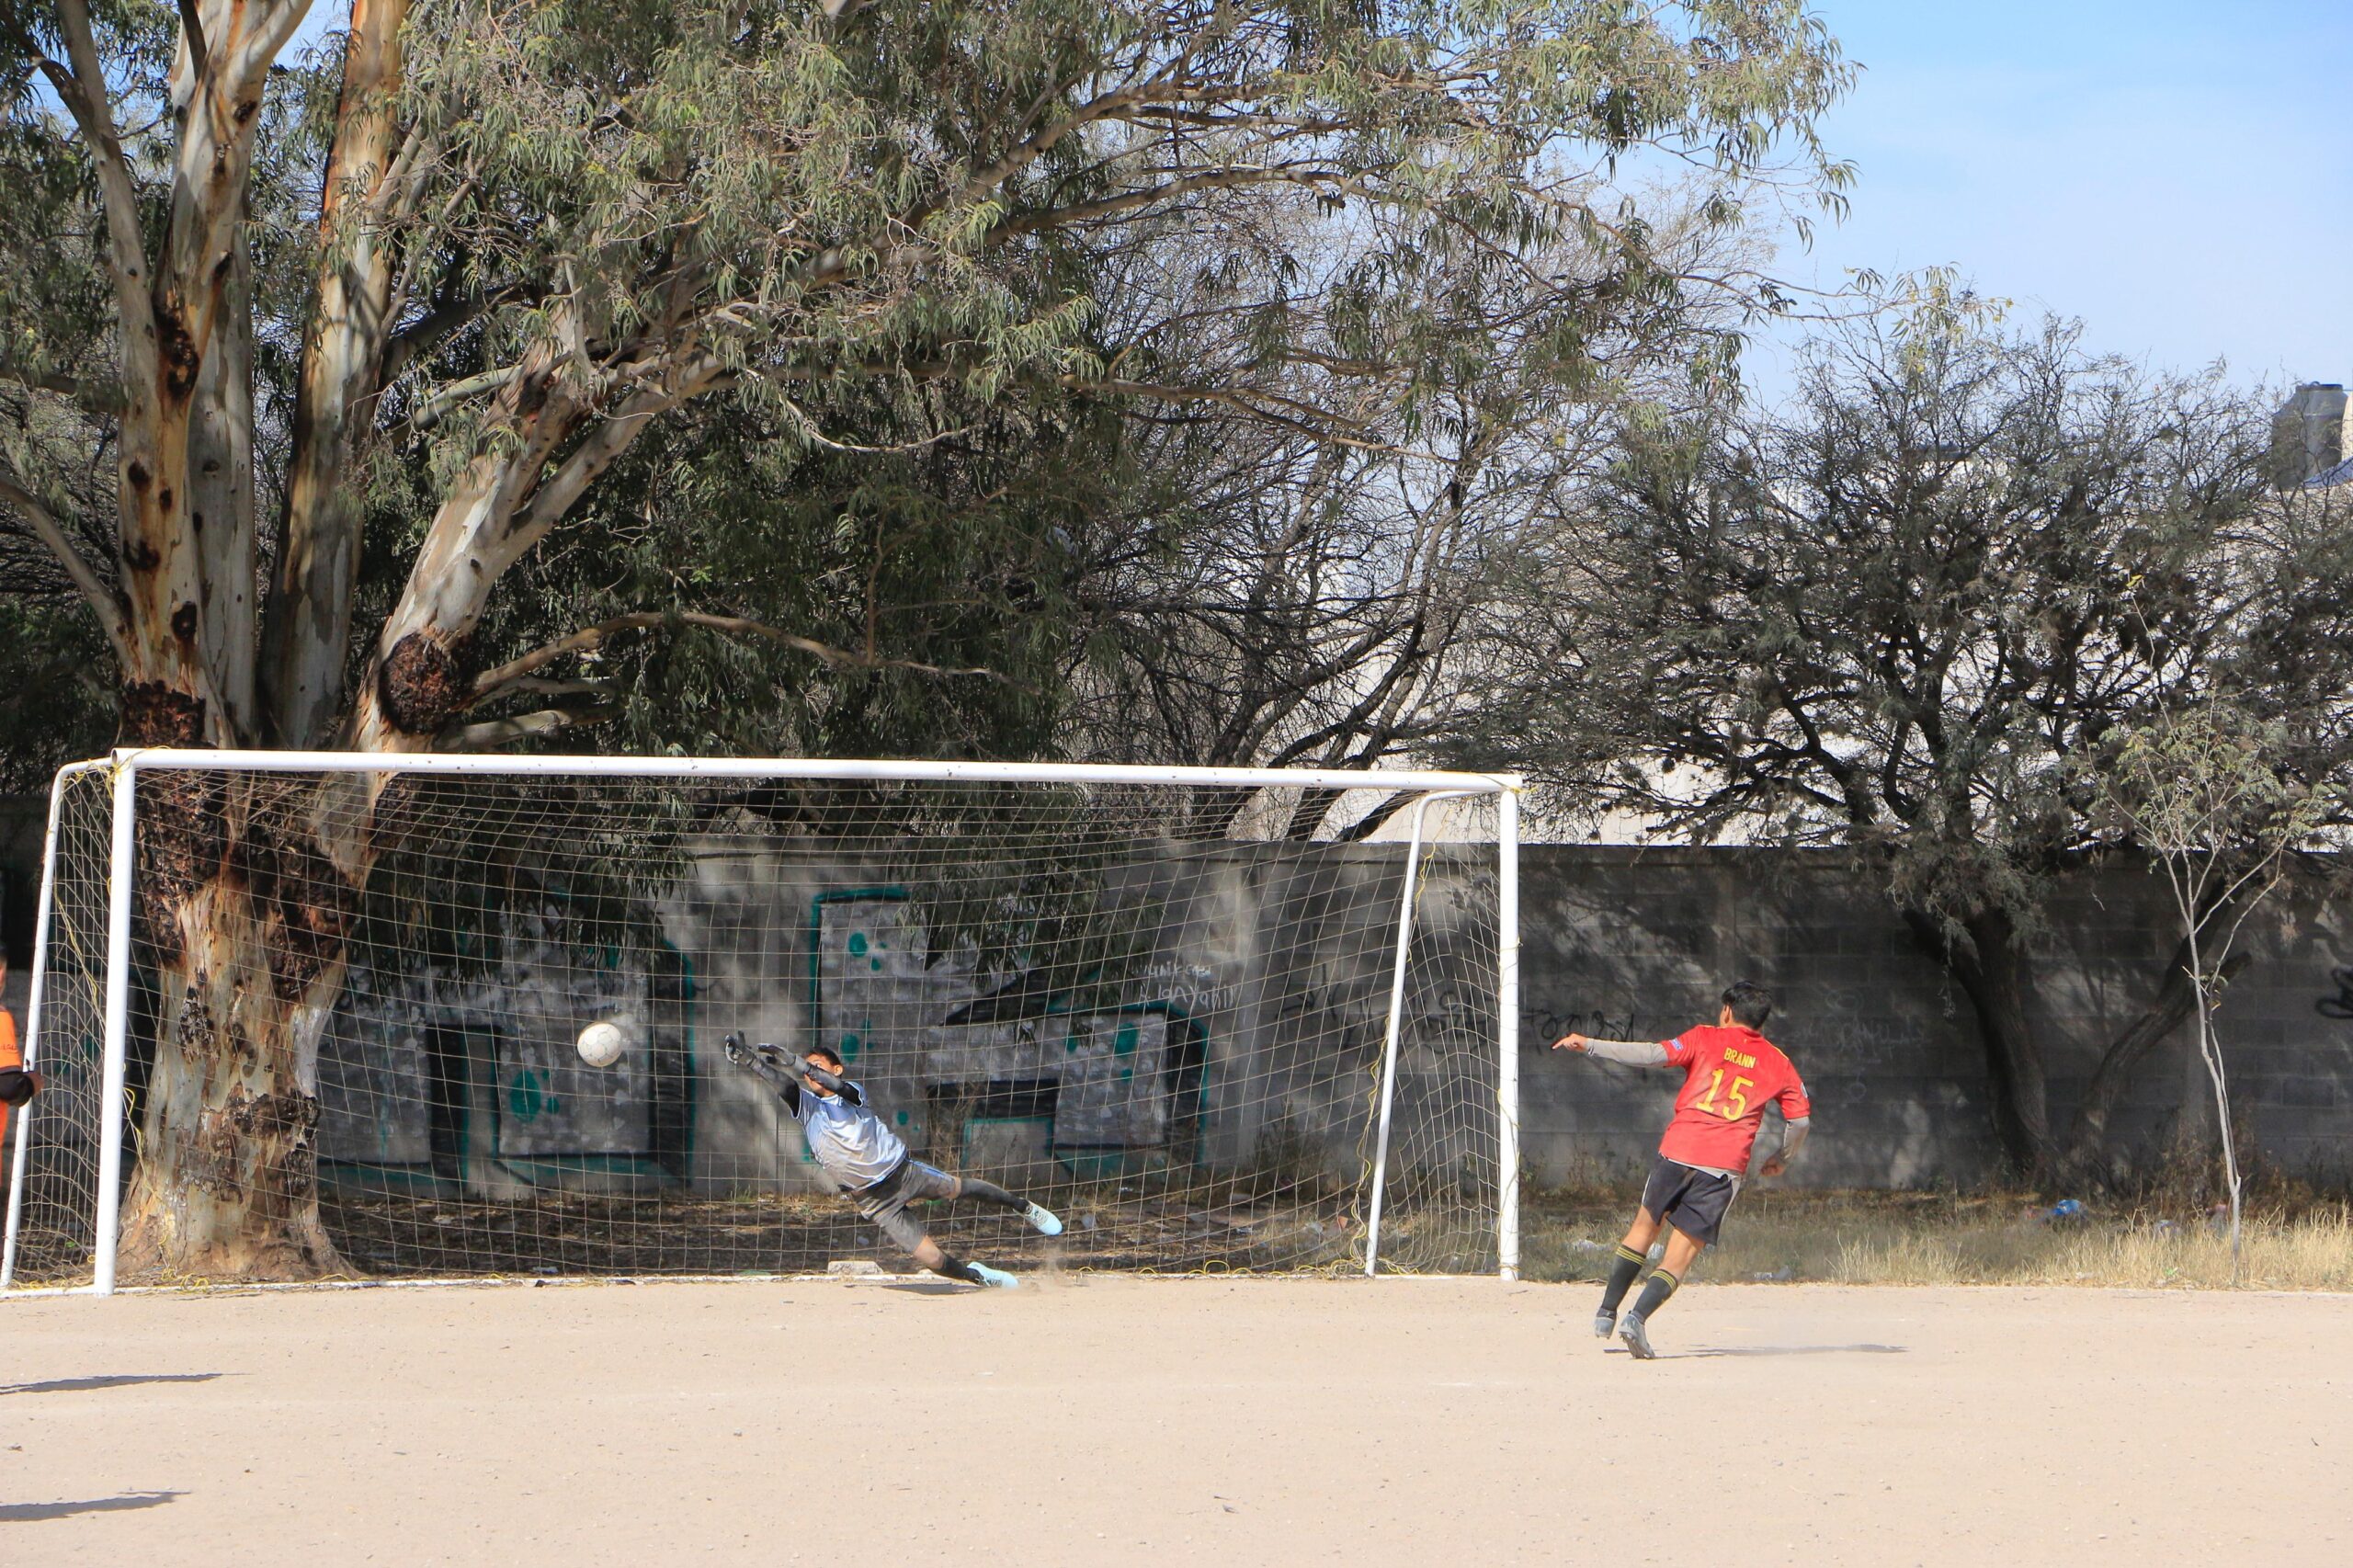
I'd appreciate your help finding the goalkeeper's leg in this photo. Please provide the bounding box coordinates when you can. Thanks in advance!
[942,1172,1063,1237]
[862,1166,1018,1286]
[910,1235,1017,1290]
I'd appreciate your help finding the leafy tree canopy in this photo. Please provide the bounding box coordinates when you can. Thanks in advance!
[1467,304,2353,1170]
[3,0,1855,763]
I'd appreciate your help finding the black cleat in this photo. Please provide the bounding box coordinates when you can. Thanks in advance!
[1593,1310,1617,1339]
[1620,1312,1658,1359]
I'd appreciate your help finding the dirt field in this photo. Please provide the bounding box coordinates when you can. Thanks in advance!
[5,1278,2348,1566]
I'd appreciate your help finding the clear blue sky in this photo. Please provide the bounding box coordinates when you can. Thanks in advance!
[1746,0,2353,397]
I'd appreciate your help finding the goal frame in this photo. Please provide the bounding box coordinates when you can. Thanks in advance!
[6,747,1522,1294]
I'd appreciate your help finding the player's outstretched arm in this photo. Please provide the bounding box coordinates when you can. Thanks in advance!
[794,1057,858,1100]
[722,1033,867,1106]
[1551,1034,1670,1067]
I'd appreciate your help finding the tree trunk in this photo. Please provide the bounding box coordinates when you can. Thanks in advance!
[116,774,362,1278]
[1905,906,2053,1176]
[2060,940,2250,1184]
[49,2,417,1280]
[188,203,260,739]
[268,0,412,748]
[74,4,698,1277]
[2161,1001,2226,1196]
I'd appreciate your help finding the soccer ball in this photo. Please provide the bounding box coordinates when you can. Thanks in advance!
[575,1020,628,1069]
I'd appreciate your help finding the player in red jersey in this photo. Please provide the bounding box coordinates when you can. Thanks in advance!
[1552,980,1812,1359]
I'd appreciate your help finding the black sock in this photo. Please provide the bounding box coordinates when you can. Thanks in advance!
[958,1177,1025,1211]
[934,1253,983,1284]
[1628,1268,1681,1321]
[1599,1245,1646,1313]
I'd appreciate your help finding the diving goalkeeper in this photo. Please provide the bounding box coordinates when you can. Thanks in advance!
[1552,980,1812,1359]
[722,1032,1062,1289]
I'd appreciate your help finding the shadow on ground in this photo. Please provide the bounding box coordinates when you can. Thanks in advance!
[0,1492,182,1522]
[1684,1344,1908,1358]
[1,1372,227,1396]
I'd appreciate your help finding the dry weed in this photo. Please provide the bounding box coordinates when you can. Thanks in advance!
[1523,1189,2353,1291]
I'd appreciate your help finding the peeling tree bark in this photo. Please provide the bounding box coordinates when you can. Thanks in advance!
[188,200,259,738]
[119,776,356,1279]
[62,0,353,1278]
[267,0,412,748]
[346,352,704,753]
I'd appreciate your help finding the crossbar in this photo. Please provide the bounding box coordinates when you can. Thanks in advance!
[104,748,1518,796]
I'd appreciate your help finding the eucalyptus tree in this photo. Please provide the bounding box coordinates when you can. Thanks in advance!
[1,0,1851,1274]
[1473,311,2353,1175]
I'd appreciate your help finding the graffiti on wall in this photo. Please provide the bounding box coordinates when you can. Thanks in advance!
[814,894,1203,1171]
[2320,965,2353,1022]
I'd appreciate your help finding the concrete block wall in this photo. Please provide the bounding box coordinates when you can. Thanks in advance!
[1513,847,2353,1188]
[12,820,2349,1207]
[274,845,2353,1196]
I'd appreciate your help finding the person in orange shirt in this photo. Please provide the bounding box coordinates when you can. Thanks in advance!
[1553,980,1813,1359]
[0,949,40,1153]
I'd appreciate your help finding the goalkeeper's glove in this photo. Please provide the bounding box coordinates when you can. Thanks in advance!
[722,1031,803,1074]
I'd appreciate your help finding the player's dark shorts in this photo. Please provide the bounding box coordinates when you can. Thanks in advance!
[849,1157,961,1254]
[1640,1157,1743,1246]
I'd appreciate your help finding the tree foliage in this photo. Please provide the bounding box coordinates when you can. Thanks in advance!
[4,0,1856,759]
[0,0,1855,1276]
[1472,308,2353,1172]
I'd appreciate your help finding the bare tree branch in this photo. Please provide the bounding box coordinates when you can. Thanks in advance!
[175,0,210,82]
[405,364,523,431]
[469,610,1022,708]
[437,701,620,750]
[0,476,134,664]
[48,3,160,360]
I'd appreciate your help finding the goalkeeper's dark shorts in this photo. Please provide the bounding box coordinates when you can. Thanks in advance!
[850,1157,961,1255]
[1640,1156,1743,1246]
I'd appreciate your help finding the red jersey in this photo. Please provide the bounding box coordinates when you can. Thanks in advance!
[1654,1024,1810,1175]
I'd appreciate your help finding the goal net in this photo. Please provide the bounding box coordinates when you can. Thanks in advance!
[4,755,1518,1290]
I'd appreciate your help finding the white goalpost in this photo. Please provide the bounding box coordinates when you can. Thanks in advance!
[3,750,1520,1294]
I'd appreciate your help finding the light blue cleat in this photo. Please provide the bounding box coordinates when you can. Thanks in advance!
[968,1262,1020,1289]
[1024,1202,1064,1237]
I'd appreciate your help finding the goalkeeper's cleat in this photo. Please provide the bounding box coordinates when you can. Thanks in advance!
[967,1262,1020,1289]
[1023,1202,1064,1237]
[1593,1309,1617,1339]
[1619,1312,1657,1360]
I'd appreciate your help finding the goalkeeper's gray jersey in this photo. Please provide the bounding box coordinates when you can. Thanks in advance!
[795,1082,905,1190]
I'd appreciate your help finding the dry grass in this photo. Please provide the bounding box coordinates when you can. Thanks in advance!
[1522,1187,2353,1291]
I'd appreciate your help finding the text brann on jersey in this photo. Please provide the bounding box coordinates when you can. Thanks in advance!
[1655,1025,1809,1174]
